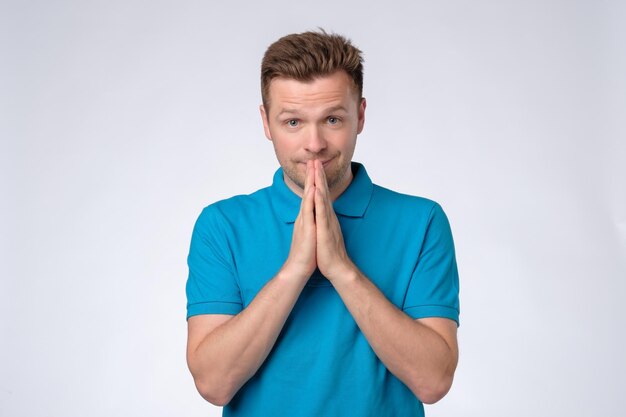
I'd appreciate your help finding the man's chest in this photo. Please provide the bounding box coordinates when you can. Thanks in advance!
[230,214,423,309]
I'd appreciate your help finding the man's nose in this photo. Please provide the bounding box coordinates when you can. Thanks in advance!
[304,125,327,154]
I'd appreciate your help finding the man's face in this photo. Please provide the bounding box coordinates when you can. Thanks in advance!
[260,71,366,197]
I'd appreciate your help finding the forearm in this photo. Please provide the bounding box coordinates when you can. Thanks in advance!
[188,269,307,405]
[331,265,458,404]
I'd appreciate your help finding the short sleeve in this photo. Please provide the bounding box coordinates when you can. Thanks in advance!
[186,205,243,319]
[402,203,460,325]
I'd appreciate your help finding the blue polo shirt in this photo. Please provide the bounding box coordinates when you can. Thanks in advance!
[186,162,459,417]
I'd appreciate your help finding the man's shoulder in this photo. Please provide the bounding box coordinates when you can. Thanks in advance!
[368,183,452,238]
[197,185,273,222]
[371,183,441,215]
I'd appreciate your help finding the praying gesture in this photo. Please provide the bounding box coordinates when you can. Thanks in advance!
[282,159,355,284]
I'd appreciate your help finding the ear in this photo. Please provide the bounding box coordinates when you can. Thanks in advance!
[357,98,366,134]
[260,104,272,141]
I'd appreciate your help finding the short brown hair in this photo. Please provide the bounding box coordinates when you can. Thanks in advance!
[261,30,364,109]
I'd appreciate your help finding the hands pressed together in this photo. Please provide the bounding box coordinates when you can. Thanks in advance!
[283,160,355,283]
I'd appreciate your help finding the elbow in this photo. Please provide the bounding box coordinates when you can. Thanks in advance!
[410,348,458,404]
[418,378,451,404]
[194,378,236,407]
[410,373,454,405]
[187,352,238,406]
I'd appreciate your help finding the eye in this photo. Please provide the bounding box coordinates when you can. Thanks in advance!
[327,117,340,125]
[287,119,299,127]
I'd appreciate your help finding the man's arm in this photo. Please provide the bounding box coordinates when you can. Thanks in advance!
[312,160,458,404]
[187,270,308,406]
[186,163,318,406]
[330,271,458,404]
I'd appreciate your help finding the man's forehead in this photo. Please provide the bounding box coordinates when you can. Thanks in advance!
[266,72,360,113]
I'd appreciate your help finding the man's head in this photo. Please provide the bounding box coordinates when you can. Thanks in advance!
[261,30,364,111]
[260,30,366,199]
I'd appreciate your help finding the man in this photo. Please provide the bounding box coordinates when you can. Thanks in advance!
[186,30,460,417]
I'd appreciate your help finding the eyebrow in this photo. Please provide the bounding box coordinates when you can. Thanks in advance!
[276,105,350,118]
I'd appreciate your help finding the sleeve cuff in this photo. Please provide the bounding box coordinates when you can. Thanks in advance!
[186,301,243,320]
[403,305,459,326]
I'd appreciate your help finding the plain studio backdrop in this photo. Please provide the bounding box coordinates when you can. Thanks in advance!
[1,1,625,416]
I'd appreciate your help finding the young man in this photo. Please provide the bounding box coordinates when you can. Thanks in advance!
[186,30,460,417]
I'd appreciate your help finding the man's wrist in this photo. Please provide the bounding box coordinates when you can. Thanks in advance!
[276,264,312,286]
[326,259,360,284]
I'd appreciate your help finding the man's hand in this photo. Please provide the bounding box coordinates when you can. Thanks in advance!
[282,160,318,282]
[282,159,353,283]
[313,159,354,282]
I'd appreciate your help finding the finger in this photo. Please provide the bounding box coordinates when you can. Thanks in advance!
[299,160,314,214]
[318,159,330,193]
[304,160,313,193]
[302,184,316,227]
[314,185,327,230]
[300,167,316,222]
[315,160,334,218]
[315,159,329,196]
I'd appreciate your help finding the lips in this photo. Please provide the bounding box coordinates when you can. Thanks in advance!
[299,158,333,165]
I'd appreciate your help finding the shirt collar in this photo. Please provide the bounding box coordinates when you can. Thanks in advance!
[270,162,374,223]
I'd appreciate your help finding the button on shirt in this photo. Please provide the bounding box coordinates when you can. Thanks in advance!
[186,162,459,417]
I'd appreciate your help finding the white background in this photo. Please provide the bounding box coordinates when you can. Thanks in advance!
[2,1,625,416]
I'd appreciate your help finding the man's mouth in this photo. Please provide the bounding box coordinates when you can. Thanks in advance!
[300,157,334,166]
[298,157,335,169]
